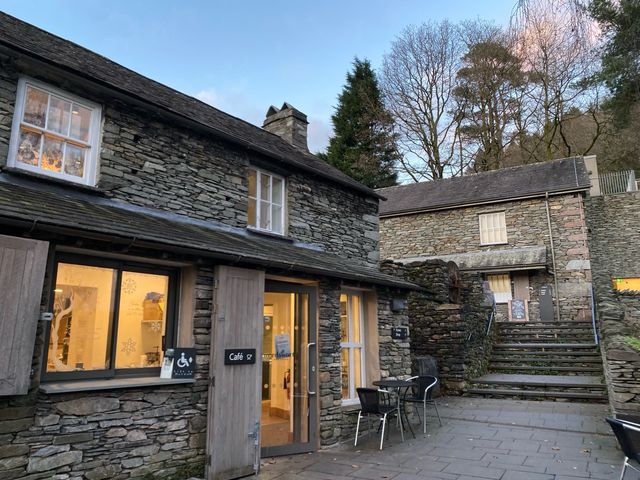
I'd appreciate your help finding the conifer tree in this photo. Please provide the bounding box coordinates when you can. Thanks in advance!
[324,58,399,188]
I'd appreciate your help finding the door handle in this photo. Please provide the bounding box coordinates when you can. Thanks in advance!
[307,342,316,395]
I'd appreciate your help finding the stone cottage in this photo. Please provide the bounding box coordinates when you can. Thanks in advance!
[378,157,596,323]
[0,13,415,480]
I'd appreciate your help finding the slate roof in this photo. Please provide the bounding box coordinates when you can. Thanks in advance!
[0,175,415,289]
[0,12,380,200]
[394,246,548,272]
[378,157,591,217]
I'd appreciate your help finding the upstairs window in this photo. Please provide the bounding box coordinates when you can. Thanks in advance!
[479,212,507,245]
[8,79,101,186]
[248,168,285,235]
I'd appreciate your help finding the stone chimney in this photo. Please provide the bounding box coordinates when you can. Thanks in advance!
[263,102,309,151]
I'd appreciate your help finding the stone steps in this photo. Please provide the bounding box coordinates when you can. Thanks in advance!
[466,321,606,402]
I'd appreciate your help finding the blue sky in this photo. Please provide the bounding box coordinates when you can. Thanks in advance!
[2,1,515,152]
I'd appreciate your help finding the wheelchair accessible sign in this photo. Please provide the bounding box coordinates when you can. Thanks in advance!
[170,348,196,378]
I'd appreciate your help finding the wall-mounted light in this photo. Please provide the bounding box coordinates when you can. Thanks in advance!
[390,298,407,312]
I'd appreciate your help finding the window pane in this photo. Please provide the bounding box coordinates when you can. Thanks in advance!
[115,271,169,369]
[340,294,348,342]
[248,169,257,198]
[23,86,48,127]
[260,200,270,229]
[42,137,64,172]
[47,96,72,135]
[69,104,92,142]
[16,130,41,166]
[260,173,270,201]
[354,348,363,390]
[351,295,361,343]
[272,177,283,205]
[48,263,117,372]
[272,205,282,233]
[341,348,350,399]
[64,144,86,177]
[248,197,257,228]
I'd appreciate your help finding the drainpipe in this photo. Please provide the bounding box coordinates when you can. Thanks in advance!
[545,192,561,322]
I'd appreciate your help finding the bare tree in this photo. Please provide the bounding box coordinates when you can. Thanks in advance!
[381,21,464,182]
[510,0,603,161]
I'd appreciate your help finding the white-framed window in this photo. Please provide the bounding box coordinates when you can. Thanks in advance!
[340,291,366,404]
[247,168,285,235]
[8,78,102,186]
[487,273,512,304]
[479,211,507,245]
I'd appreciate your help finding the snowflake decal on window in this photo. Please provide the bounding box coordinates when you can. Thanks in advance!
[122,278,137,294]
[149,321,162,333]
[120,338,137,355]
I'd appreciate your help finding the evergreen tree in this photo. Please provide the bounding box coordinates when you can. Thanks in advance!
[325,58,399,188]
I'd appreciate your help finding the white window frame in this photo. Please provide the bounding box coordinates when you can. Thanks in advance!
[487,273,512,304]
[479,211,507,245]
[247,167,286,235]
[340,291,366,405]
[8,77,102,186]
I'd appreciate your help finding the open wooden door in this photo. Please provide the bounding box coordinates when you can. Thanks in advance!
[206,266,265,480]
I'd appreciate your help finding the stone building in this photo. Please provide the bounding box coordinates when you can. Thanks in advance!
[378,157,595,323]
[0,13,415,480]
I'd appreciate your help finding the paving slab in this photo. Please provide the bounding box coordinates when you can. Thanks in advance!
[257,397,637,480]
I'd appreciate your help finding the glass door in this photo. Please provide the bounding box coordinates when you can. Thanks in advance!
[261,282,317,457]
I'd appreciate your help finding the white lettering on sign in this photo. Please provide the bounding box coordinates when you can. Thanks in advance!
[229,352,244,361]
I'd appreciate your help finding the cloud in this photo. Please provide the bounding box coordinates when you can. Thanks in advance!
[307,116,333,154]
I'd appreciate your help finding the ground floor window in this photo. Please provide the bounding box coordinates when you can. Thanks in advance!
[487,273,512,304]
[45,255,177,380]
[340,291,365,404]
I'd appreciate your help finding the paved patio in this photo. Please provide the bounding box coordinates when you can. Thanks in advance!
[258,397,638,480]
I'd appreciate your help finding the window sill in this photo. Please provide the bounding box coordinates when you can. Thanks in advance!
[246,227,294,243]
[1,167,103,194]
[39,376,196,394]
[341,401,361,412]
[480,242,509,247]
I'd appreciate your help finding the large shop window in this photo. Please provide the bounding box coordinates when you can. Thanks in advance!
[44,256,177,380]
[479,212,507,245]
[487,273,512,304]
[8,78,102,186]
[340,291,366,404]
[247,168,285,235]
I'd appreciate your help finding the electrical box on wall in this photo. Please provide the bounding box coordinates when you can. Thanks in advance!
[390,298,407,312]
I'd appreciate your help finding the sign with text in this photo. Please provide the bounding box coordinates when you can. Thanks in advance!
[224,348,256,365]
[509,299,528,321]
[391,326,409,340]
[172,348,196,378]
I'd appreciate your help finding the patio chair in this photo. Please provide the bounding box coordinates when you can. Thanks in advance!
[354,387,399,450]
[401,375,442,434]
[605,417,640,480]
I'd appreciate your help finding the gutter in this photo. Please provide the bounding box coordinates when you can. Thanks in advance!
[545,192,561,322]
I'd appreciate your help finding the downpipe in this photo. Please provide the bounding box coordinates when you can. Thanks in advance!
[545,192,561,322]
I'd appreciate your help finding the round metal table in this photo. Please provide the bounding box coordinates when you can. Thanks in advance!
[372,379,417,439]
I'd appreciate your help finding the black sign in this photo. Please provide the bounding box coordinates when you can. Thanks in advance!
[510,299,527,320]
[539,284,554,322]
[172,348,196,378]
[391,326,408,340]
[224,348,257,365]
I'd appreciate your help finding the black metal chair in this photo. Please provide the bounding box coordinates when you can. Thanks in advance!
[354,387,400,450]
[606,417,640,480]
[401,375,442,434]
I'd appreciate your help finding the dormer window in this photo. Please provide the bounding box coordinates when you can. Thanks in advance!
[8,78,101,186]
[247,168,285,235]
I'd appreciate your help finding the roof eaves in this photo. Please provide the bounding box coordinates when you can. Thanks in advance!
[380,185,590,218]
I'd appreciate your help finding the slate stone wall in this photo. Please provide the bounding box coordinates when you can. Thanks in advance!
[586,192,640,417]
[392,260,495,393]
[0,266,213,480]
[380,193,592,322]
[0,51,379,266]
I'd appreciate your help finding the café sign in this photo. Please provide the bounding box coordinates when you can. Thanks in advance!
[224,348,256,365]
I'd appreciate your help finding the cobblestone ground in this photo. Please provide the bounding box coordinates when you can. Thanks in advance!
[258,397,638,480]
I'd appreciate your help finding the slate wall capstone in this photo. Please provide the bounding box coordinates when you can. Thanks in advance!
[380,194,593,322]
[586,192,640,417]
